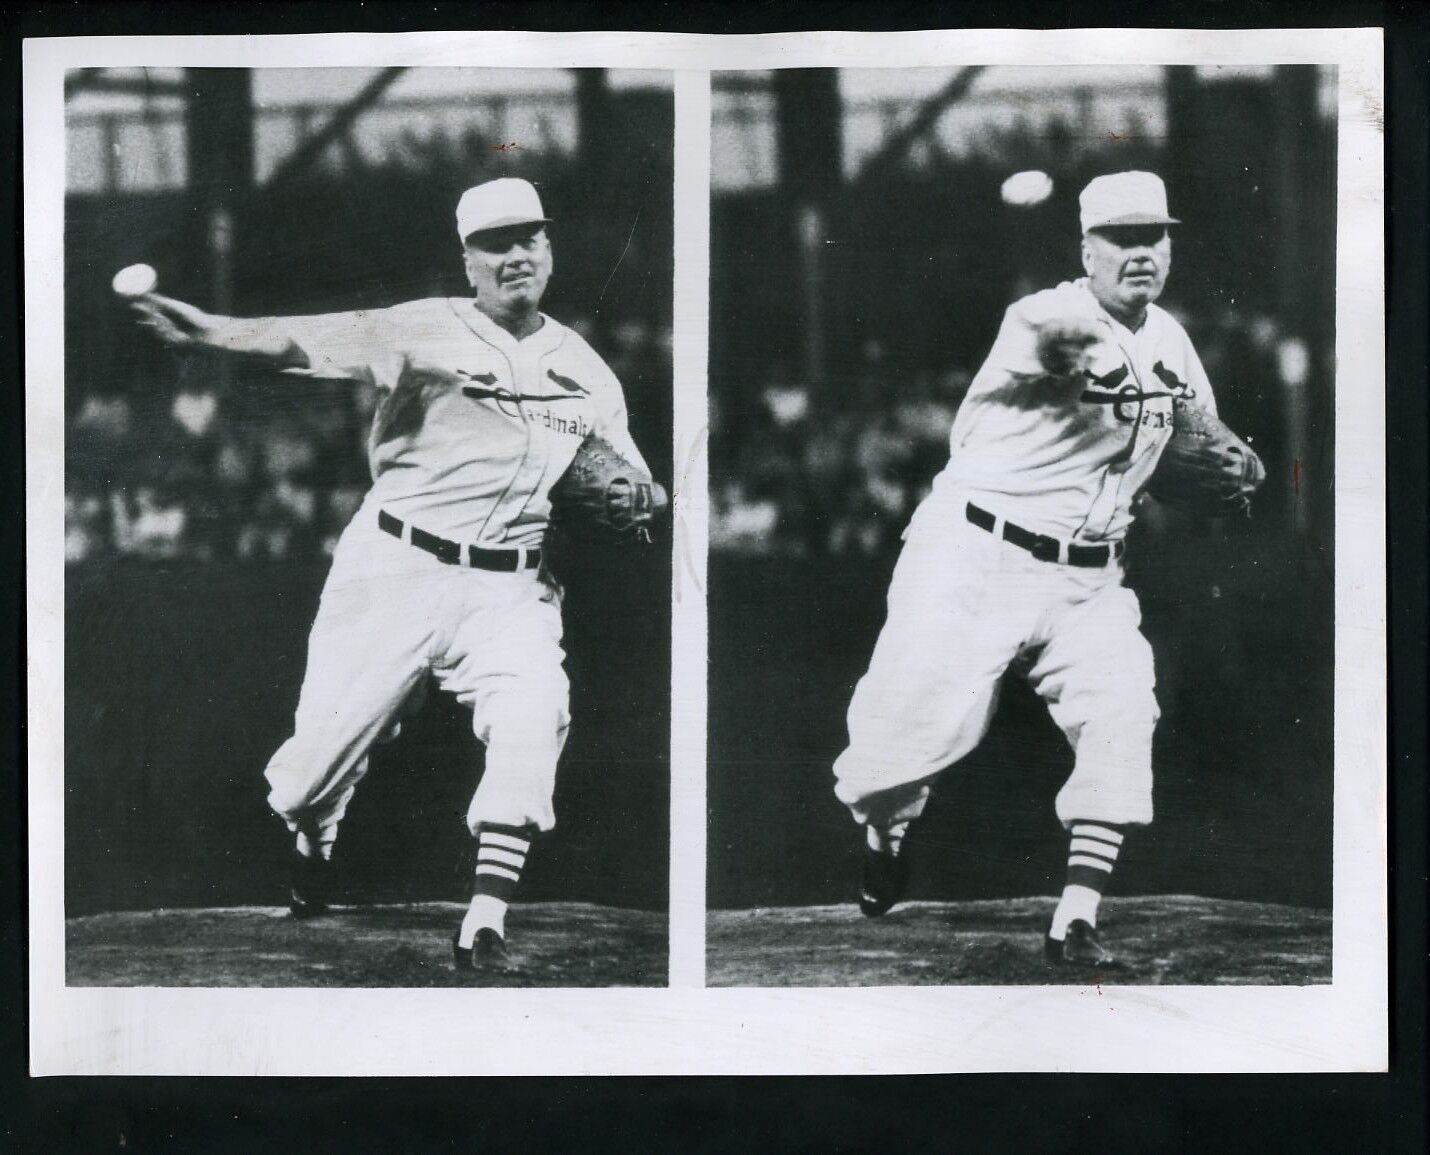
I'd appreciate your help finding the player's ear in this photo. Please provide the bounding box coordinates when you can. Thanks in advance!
[1080,237,1094,276]
[461,246,479,293]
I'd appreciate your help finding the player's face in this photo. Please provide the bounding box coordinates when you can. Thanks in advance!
[463,224,554,315]
[1081,225,1172,322]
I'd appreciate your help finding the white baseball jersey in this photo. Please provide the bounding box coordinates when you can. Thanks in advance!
[931,278,1217,542]
[265,296,647,840]
[286,298,648,549]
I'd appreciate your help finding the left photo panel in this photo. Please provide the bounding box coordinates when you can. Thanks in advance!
[62,67,674,987]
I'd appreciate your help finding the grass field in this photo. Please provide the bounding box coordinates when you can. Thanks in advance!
[66,901,667,988]
[707,895,1331,986]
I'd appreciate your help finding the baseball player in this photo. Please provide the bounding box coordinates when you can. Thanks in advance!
[130,178,660,974]
[835,172,1244,966]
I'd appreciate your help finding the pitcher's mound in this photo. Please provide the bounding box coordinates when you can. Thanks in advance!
[68,901,667,988]
[708,896,1330,986]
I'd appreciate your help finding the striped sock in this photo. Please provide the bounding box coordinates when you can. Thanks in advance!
[458,824,534,948]
[1048,822,1125,941]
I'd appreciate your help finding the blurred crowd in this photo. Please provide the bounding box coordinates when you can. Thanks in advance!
[711,349,966,558]
[65,317,672,565]
[711,306,1319,557]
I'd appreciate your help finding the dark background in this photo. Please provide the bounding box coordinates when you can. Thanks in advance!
[61,70,674,914]
[708,66,1338,910]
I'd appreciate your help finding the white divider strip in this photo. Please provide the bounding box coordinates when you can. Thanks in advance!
[667,70,712,989]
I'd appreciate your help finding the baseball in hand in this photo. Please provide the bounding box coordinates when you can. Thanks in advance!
[111,263,158,298]
[1035,316,1101,377]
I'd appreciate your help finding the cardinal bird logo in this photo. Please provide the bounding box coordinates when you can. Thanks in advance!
[546,369,588,395]
[459,368,585,405]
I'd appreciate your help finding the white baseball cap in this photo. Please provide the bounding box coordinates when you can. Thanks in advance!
[1079,171,1180,234]
[456,178,551,241]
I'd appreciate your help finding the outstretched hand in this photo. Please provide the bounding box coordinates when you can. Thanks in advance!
[129,293,223,351]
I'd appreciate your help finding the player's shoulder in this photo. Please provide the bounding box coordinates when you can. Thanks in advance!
[1146,301,1196,344]
[339,296,455,332]
[544,315,598,357]
[543,317,622,382]
[1007,279,1099,326]
[382,296,460,321]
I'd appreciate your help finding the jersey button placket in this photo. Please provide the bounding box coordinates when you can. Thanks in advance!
[1081,335,1137,539]
[512,345,551,540]
[475,337,532,546]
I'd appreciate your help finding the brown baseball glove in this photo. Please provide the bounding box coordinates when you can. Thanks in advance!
[548,433,669,544]
[1145,400,1266,517]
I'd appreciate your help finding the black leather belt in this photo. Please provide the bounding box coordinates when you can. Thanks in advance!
[965,503,1123,568]
[378,510,541,572]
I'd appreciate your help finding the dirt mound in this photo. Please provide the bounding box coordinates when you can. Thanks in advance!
[67,901,667,988]
[707,896,1330,986]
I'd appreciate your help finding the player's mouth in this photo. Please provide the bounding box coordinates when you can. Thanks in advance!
[501,270,534,286]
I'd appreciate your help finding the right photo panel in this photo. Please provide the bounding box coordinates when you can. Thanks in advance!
[707,66,1337,987]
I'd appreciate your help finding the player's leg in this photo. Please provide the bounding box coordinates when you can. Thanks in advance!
[1027,577,1159,963]
[285,671,428,899]
[835,513,1033,823]
[265,588,434,839]
[264,549,437,911]
[282,674,429,859]
[834,510,1036,912]
[437,573,570,969]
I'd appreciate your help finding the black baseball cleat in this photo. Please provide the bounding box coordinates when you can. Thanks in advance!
[287,845,332,920]
[859,840,911,918]
[452,927,517,974]
[1044,919,1118,967]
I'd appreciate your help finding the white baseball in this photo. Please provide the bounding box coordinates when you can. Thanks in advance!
[111,263,158,298]
[1000,170,1054,207]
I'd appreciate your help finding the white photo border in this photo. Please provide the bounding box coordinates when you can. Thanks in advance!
[26,27,1385,1075]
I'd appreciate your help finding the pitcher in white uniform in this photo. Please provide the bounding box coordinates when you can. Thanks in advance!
[834,172,1217,966]
[131,178,656,973]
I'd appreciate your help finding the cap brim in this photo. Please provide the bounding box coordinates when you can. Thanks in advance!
[1086,213,1180,231]
[462,216,552,241]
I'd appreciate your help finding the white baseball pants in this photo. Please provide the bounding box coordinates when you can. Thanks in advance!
[833,496,1159,831]
[264,504,570,840]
